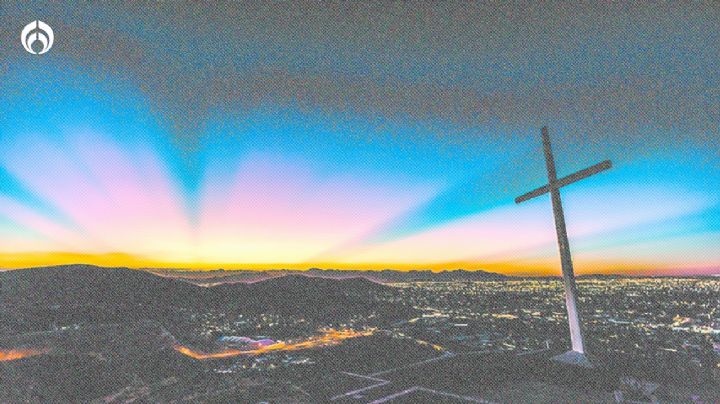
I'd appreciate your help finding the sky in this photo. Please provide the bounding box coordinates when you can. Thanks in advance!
[0,2,718,275]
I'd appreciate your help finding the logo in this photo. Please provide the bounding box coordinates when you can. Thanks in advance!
[21,20,54,54]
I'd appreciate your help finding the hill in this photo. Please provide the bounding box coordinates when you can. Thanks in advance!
[0,265,413,334]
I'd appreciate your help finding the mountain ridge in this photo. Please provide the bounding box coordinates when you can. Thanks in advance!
[145,266,512,284]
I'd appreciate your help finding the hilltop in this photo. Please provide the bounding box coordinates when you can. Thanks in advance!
[0,265,414,333]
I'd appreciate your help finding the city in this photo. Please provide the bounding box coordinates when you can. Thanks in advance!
[1,266,717,402]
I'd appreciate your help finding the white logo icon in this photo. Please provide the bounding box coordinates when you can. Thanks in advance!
[21,20,54,54]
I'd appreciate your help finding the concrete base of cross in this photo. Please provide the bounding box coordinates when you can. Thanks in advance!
[551,350,595,368]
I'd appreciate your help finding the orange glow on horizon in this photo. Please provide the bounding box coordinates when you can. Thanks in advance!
[0,251,717,276]
[173,328,374,360]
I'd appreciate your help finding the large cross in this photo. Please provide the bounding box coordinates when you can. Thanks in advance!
[515,126,612,367]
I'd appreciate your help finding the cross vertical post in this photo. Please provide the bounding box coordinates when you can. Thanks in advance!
[541,127,585,355]
[515,126,612,367]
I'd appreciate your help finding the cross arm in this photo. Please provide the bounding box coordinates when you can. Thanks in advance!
[515,160,612,204]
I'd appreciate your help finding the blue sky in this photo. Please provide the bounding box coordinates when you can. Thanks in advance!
[0,2,717,273]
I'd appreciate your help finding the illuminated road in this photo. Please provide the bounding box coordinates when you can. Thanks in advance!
[0,347,49,362]
[173,328,374,360]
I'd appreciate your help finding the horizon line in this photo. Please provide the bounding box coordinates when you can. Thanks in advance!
[1,262,718,278]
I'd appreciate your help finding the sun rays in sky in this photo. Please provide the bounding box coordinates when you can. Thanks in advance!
[1,3,718,275]
[0,63,717,275]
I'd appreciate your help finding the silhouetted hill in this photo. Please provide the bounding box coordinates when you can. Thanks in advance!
[0,265,414,329]
[0,264,200,308]
[215,274,398,318]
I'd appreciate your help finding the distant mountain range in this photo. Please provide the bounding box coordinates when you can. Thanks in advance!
[148,267,512,285]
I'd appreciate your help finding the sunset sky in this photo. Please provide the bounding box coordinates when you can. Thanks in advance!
[0,2,718,275]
